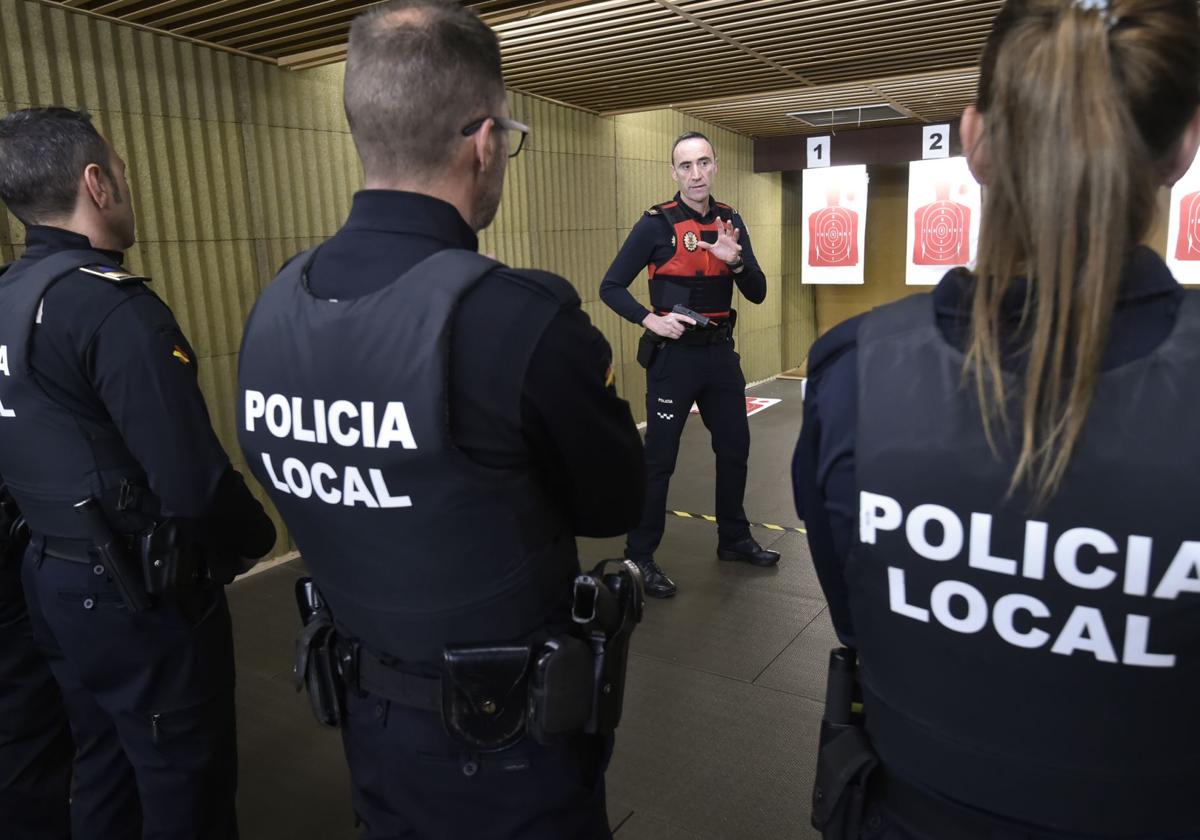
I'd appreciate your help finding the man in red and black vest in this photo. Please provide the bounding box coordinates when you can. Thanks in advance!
[600,131,780,597]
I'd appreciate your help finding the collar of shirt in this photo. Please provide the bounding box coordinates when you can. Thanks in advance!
[20,225,124,265]
[671,192,723,224]
[932,245,1181,321]
[342,190,479,251]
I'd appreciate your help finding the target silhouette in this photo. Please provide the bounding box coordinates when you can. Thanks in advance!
[808,200,860,268]
[1176,191,1200,262]
[913,198,971,265]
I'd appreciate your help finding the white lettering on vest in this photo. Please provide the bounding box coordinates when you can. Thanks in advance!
[1050,606,1118,663]
[887,567,930,622]
[969,513,1018,576]
[860,492,902,544]
[930,580,988,633]
[1053,528,1118,590]
[993,593,1051,649]
[906,504,963,561]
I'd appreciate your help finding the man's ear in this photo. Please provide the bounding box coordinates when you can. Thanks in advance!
[961,106,989,186]
[1165,106,1200,187]
[474,117,498,173]
[81,163,114,210]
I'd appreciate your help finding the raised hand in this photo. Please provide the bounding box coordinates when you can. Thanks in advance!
[697,218,742,265]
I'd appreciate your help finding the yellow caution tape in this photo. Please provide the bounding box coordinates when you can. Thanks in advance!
[668,510,806,535]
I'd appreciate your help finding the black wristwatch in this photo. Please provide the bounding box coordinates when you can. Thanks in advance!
[728,257,745,272]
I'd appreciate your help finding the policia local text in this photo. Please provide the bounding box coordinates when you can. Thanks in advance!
[244,391,416,509]
[862,492,1200,668]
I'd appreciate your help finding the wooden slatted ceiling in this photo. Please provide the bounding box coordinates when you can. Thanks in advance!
[44,0,1006,138]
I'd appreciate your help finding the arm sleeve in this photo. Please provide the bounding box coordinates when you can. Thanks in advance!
[732,215,767,305]
[599,216,661,325]
[521,307,645,538]
[792,323,862,644]
[86,291,276,556]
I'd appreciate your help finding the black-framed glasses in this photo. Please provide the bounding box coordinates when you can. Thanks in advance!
[461,116,530,158]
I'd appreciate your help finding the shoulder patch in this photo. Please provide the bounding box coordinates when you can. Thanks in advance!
[645,207,661,216]
[78,265,149,285]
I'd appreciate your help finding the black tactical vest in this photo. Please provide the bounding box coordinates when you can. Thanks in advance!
[237,249,576,663]
[851,292,1200,836]
[0,251,156,537]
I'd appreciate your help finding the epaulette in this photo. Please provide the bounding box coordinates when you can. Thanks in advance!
[645,207,661,217]
[77,265,149,285]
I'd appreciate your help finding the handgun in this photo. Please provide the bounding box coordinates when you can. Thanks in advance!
[671,304,711,328]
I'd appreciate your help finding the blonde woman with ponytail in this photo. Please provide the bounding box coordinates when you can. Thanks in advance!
[793,1,1200,837]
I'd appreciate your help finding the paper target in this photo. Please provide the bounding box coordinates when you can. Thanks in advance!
[801,165,868,285]
[906,157,981,286]
[1168,155,1200,284]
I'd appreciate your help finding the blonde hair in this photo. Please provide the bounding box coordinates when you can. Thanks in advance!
[968,0,1200,504]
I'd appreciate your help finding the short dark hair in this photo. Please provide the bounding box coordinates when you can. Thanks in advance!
[671,131,715,165]
[0,107,113,225]
[344,0,506,178]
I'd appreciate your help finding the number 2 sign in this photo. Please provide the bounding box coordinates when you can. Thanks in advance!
[922,124,950,159]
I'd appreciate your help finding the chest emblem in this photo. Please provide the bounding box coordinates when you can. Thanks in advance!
[683,231,699,252]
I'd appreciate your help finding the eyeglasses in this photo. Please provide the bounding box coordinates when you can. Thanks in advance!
[461,116,530,158]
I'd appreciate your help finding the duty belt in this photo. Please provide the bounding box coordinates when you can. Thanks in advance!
[674,323,733,346]
[874,772,1067,840]
[38,535,100,564]
[338,636,443,713]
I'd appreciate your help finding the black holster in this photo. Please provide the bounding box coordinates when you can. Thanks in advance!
[637,330,664,369]
[294,577,346,728]
[572,558,644,736]
[812,648,879,840]
[137,520,201,595]
[0,484,29,569]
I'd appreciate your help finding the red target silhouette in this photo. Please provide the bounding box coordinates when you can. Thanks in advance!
[808,188,860,267]
[913,182,971,266]
[1175,191,1200,262]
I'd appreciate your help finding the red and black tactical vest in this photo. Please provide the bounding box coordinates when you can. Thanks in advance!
[646,200,736,318]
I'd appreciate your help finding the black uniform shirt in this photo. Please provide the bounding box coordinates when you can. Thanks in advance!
[4,225,274,557]
[599,192,768,325]
[307,190,644,537]
[792,247,1184,642]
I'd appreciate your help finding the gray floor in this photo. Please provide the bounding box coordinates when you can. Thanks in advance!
[230,378,830,839]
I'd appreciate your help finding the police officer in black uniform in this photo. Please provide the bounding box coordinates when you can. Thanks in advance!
[0,107,277,839]
[600,132,780,598]
[794,1,1200,837]
[0,483,72,838]
[236,2,644,838]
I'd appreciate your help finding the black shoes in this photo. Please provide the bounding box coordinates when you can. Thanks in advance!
[628,557,678,598]
[717,537,781,567]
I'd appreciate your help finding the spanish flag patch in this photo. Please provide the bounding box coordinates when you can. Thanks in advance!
[172,345,191,365]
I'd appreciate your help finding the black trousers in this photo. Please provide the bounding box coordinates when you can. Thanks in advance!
[340,686,613,840]
[22,544,239,840]
[626,339,751,560]
[0,560,73,840]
